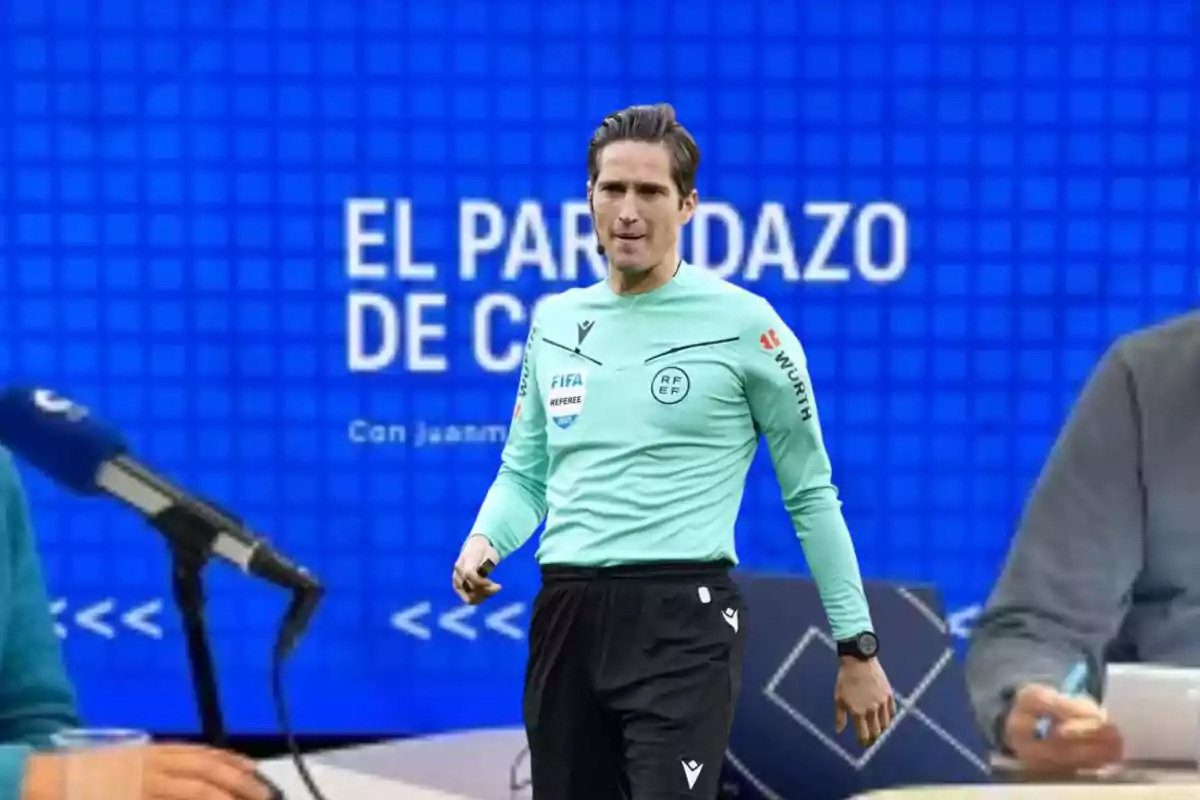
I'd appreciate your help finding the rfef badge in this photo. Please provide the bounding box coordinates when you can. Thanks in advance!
[546,371,586,429]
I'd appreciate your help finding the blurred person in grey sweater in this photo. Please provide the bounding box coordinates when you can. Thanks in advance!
[966,311,1200,773]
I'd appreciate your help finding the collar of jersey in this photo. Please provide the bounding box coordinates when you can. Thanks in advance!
[600,259,688,307]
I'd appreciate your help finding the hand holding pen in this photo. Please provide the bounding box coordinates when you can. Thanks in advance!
[1003,661,1124,773]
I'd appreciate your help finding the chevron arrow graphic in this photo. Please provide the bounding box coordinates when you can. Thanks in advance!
[389,602,530,640]
[390,602,432,640]
[121,600,163,639]
[485,603,526,640]
[947,604,982,640]
[439,606,477,640]
[50,599,67,639]
[76,600,116,638]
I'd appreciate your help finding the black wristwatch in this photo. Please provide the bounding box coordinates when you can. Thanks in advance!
[837,631,879,660]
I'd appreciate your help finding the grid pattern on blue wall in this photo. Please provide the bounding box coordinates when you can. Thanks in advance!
[0,0,1196,733]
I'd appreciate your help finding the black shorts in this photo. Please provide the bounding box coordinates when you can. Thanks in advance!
[522,560,745,799]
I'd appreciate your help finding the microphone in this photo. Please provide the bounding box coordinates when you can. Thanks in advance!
[0,387,319,594]
[0,388,333,799]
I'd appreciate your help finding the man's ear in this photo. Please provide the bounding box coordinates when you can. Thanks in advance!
[680,189,699,225]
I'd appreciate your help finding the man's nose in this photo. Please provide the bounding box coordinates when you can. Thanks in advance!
[616,194,640,224]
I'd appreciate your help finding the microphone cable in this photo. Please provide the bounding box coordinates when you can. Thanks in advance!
[268,585,330,800]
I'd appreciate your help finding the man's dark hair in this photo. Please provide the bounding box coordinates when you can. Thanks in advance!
[587,103,700,202]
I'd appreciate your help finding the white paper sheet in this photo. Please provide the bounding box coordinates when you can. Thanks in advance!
[1103,662,1200,764]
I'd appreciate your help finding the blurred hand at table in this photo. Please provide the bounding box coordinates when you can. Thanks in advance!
[1004,683,1124,773]
[23,743,273,800]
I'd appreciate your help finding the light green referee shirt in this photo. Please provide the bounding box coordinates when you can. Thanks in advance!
[470,261,872,639]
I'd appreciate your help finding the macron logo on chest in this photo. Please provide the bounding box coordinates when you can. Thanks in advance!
[577,320,595,346]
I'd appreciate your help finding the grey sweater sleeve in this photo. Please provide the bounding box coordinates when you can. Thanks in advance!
[964,341,1145,750]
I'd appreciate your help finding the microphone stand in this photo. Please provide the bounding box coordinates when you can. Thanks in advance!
[151,504,231,747]
[139,499,326,799]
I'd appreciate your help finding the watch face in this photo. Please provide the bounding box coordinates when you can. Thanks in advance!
[858,633,878,656]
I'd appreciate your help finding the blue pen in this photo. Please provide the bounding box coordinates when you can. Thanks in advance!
[1035,660,1089,739]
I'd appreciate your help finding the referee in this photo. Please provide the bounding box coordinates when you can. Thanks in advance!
[453,103,895,799]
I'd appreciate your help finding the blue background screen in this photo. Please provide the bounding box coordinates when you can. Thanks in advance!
[0,0,1195,734]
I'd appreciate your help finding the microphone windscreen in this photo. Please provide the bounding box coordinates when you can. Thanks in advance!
[0,387,128,495]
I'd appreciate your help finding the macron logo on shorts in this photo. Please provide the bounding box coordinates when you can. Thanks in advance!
[681,760,703,789]
[721,608,738,632]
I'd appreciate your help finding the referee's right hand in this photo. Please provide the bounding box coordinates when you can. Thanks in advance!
[453,534,502,604]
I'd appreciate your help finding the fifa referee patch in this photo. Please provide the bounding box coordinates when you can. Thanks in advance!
[547,371,587,429]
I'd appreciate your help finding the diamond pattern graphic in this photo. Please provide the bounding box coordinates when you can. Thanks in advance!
[724,577,993,798]
[763,627,988,773]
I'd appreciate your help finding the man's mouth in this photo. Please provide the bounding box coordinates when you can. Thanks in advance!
[614,233,643,241]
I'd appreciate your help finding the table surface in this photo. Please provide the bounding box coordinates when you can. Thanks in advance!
[260,728,530,800]
[855,788,1199,799]
[259,728,1200,800]
[989,755,1200,785]
[257,759,475,800]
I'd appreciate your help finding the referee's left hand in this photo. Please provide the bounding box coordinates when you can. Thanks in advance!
[834,657,896,747]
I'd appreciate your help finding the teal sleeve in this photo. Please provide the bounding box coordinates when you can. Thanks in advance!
[0,744,33,800]
[0,454,81,753]
[469,313,550,559]
[741,302,873,640]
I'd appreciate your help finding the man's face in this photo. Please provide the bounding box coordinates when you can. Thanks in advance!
[588,141,698,273]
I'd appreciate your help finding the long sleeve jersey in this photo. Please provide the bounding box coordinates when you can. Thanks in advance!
[470,261,872,639]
